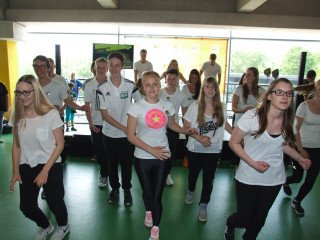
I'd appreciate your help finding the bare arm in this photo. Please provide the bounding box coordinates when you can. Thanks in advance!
[218,74,222,85]
[183,119,211,147]
[167,116,196,135]
[283,144,311,170]
[10,134,22,192]
[179,72,188,84]
[134,69,138,83]
[34,126,64,187]
[225,122,233,135]
[100,109,127,134]
[85,102,100,133]
[127,114,170,160]
[232,94,251,113]
[294,116,310,158]
[229,127,270,173]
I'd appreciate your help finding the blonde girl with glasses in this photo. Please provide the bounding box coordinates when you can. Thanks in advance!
[10,75,70,240]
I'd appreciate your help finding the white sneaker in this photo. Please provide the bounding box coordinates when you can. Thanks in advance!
[35,222,54,240]
[149,226,159,240]
[98,176,108,188]
[144,211,153,227]
[198,203,208,222]
[50,224,70,240]
[185,191,194,204]
[166,174,173,186]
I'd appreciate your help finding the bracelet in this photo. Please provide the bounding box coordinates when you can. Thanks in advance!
[298,156,304,162]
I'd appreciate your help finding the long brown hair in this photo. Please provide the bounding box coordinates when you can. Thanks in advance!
[197,77,224,127]
[253,78,295,146]
[243,67,261,103]
[12,74,55,147]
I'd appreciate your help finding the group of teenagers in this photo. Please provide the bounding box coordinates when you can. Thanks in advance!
[8,51,320,240]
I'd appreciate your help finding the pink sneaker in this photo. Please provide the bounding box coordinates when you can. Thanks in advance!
[149,226,159,240]
[144,211,153,227]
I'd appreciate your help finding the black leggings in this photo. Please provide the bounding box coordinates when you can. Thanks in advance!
[227,181,281,240]
[134,158,168,226]
[166,128,179,175]
[19,163,68,228]
[187,150,219,204]
[288,147,320,202]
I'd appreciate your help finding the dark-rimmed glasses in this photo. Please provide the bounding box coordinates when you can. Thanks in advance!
[14,90,34,97]
[271,89,294,97]
[32,64,47,69]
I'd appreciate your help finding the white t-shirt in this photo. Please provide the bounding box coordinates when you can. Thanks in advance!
[42,79,68,107]
[98,76,140,138]
[134,60,153,79]
[235,109,286,186]
[159,88,188,123]
[52,74,67,88]
[84,77,104,126]
[233,85,266,127]
[127,98,175,159]
[181,85,195,108]
[200,61,221,79]
[184,102,227,153]
[17,109,63,167]
[295,102,320,148]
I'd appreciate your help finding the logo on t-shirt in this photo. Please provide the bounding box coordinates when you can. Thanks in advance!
[120,91,128,99]
[145,109,166,129]
[199,121,218,137]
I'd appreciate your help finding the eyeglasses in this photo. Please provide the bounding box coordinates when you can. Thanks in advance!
[271,89,294,97]
[32,64,47,69]
[14,90,34,97]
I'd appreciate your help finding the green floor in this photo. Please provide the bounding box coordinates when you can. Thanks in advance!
[1,133,319,240]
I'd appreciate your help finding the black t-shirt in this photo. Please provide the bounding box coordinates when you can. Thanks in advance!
[0,82,8,112]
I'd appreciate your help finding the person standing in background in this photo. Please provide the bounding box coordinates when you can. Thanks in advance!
[83,61,96,91]
[200,54,222,85]
[160,68,188,186]
[84,57,109,188]
[65,82,77,132]
[0,80,9,143]
[47,58,67,88]
[232,67,265,128]
[69,72,83,99]
[10,74,70,240]
[134,49,153,83]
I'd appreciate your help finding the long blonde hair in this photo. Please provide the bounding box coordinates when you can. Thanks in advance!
[197,77,224,127]
[13,75,55,147]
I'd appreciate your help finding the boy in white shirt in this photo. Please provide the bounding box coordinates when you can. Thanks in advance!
[98,52,140,206]
[159,68,188,185]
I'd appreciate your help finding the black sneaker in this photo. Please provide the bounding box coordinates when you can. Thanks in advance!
[108,189,119,204]
[283,184,292,196]
[124,190,133,206]
[292,198,305,215]
[41,191,46,200]
[224,224,235,240]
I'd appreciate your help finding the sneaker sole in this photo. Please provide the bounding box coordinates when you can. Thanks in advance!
[291,203,305,215]
[185,200,194,204]
[198,216,207,222]
[98,184,108,188]
[144,221,153,228]
[52,226,70,240]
